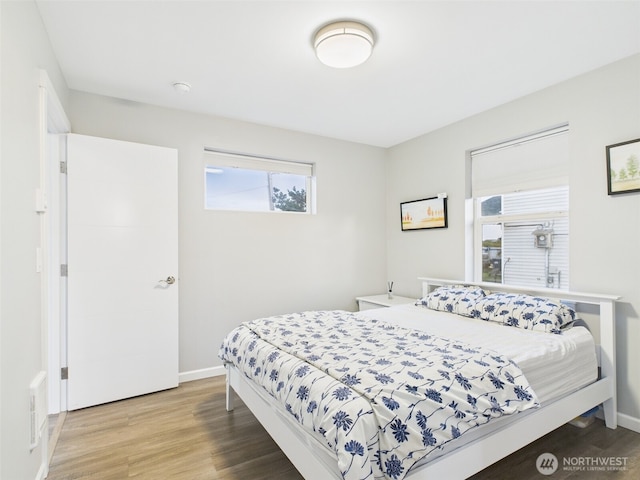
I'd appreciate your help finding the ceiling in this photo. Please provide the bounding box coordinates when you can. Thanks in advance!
[36,1,640,148]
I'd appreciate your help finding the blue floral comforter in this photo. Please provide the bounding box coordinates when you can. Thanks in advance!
[219,311,539,480]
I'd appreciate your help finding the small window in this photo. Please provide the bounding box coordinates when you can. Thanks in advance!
[204,149,314,213]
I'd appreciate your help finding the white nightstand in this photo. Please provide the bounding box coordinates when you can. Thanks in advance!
[356,294,416,311]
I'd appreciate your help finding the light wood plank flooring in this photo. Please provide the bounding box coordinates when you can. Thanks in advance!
[48,376,639,479]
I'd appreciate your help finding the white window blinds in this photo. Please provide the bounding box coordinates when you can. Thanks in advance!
[204,149,313,176]
[471,125,569,197]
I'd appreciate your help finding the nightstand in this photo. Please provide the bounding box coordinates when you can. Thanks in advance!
[356,294,416,311]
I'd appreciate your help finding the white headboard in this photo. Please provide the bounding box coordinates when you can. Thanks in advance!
[418,277,620,424]
[419,277,619,306]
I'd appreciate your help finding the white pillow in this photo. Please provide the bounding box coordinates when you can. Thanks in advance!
[471,292,575,334]
[416,285,487,317]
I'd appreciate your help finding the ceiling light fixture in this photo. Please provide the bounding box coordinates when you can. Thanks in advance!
[172,82,191,93]
[314,21,374,69]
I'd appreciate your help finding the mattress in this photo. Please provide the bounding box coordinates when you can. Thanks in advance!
[357,304,598,404]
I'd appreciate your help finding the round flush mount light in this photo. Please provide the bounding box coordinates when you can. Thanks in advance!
[314,21,374,68]
[172,82,191,93]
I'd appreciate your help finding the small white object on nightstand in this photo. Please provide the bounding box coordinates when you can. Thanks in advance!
[356,294,416,311]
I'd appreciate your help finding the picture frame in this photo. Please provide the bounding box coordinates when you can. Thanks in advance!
[400,196,448,231]
[606,138,640,195]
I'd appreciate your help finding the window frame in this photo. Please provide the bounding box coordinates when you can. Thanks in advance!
[467,126,570,288]
[473,197,569,285]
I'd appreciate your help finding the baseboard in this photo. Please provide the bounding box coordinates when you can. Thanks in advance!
[618,411,640,433]
[35,461,47,480]
[48,411,67,464]
[178,366,225,383]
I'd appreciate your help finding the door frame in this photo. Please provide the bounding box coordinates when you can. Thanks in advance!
[39,70,70,417]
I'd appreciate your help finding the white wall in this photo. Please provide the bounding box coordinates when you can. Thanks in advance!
[386,54,640,427]
[67,92,388,376]
[1,2,69,479]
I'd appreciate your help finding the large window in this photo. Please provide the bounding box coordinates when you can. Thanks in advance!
[204,149,314,213]
[470,126,569,289]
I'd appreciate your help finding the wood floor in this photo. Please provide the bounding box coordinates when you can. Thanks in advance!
[48,376,639,480]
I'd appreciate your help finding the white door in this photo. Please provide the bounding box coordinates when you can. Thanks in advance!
[66,134,179,410]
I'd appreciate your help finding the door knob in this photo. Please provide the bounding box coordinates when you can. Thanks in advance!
[159,276,176,285]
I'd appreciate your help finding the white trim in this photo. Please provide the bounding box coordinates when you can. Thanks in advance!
[618,412,640,434]
[34,462,47,480]
[470,124,569,157]
[39,70,70,480]
[204,148,313,176]
[47,412,66,465]
[418,277,619,306]
[178,365,225,383]
[39,69,71,414]
[39,71,70,132]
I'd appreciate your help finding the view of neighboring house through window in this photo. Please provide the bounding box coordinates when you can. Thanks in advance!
[204,149,314,213]
[470,125,570,289]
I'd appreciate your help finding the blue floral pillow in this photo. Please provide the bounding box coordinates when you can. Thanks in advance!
[470,293,575,334]
[416,285,486,317]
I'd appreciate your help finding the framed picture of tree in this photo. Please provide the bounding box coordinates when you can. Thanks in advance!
[400,196,448,231]
[607,138,640,195]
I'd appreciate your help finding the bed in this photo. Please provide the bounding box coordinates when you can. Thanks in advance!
[220,277,619,479]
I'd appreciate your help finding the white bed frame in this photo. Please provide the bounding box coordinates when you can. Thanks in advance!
[225,277,619,479]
